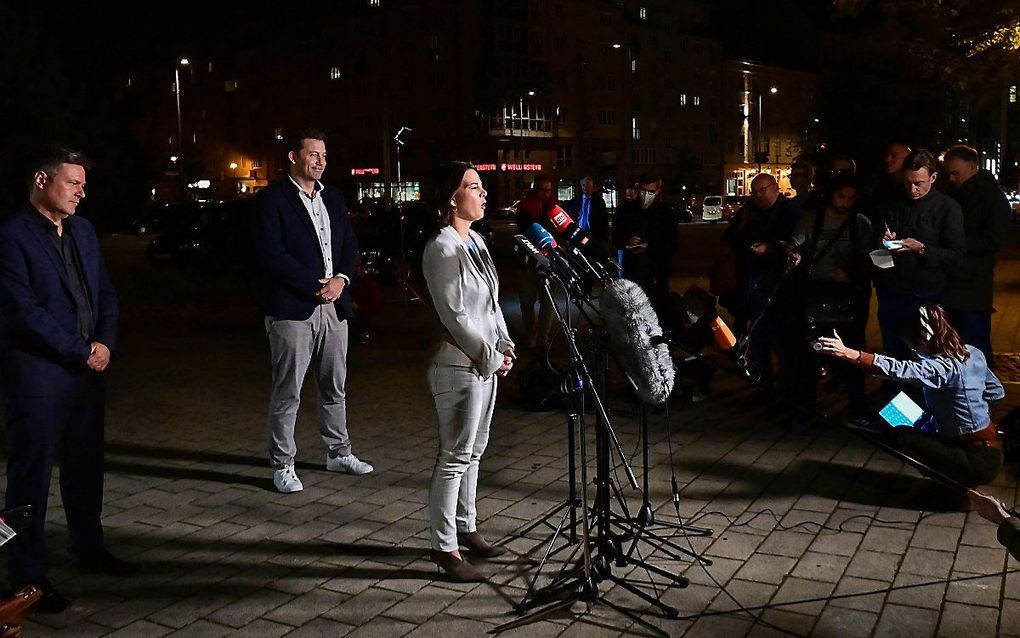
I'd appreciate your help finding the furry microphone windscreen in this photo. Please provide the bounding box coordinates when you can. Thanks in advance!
[600,279,675,405]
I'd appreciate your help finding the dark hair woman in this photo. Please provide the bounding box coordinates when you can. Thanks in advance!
[815,304,1004,488]
[421,162,515,581]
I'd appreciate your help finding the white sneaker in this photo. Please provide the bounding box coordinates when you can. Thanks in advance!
[273,464,304,493]
[326,453,374,475]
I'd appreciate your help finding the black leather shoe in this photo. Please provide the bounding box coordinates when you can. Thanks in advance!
[34,588,71,615]
[76,551,140,577]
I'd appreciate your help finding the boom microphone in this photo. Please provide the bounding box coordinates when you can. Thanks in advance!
[525,223,583,288]
[600,279,675,405]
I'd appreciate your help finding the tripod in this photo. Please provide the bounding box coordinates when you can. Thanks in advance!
[496,278,691,637]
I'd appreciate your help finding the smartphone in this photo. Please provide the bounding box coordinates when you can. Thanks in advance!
[0,505,32,531]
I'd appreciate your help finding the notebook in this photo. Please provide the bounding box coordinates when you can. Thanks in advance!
[879,392,924,427]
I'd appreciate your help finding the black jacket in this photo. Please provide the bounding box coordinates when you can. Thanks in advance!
[251,179,358,320]
[876,188,965,298]
[944,169,1010,312]
[563,193,610,242]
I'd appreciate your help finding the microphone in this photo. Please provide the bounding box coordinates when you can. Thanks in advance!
[525,223,583,288]
[600,279,675,405]
[512,234,554,277]
[548,206,590,247]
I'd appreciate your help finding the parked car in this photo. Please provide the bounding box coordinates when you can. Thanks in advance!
[146,200,254,271]
[702,195,724,222]
[722,195,748,219]
[670,202,695,223]
[130,202,204,235]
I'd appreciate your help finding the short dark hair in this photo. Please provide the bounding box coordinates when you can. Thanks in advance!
[944,144,979,165]
[34,145,93,178]
[431,161,474,228]
[532,173,553,189]
[637,171,661,185]
[902,149,938,175]
[828,171,860,193]
[288,128,326,155]
[790,159,815,175]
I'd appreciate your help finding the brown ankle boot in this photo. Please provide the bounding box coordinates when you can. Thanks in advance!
[428,550,485,582]
[456,531,508,558]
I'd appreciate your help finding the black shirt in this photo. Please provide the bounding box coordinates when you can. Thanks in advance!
[41,215,94,341]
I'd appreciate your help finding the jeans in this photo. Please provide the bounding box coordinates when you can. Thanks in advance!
[427,363,497,552]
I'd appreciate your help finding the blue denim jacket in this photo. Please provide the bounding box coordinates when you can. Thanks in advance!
[872,345,1004,438]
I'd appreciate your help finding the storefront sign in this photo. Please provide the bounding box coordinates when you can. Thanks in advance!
[475,163,498,171]
[500,163,542,172]
[351,167,380,176]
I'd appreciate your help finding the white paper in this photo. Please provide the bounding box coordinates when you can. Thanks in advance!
[870,249,894,269]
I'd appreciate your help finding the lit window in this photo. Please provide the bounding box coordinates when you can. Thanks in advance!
[368,0,380,6]
[224,80,238,92]
[274,128,284,141]
[693,96,701,106]
[632,117,640,140]
[1011,86,1017,103]
[639,7,647,20]
[126,77,132,88]
[679,94,687,106]
[631,58,637,72]
[330,67,341,80]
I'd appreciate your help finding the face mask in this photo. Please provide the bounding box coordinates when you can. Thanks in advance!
[639,190,656,209]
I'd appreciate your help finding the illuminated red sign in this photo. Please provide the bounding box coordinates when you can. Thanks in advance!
[475,163,497,171]
[350,167,380,176]
[501,163,543,172]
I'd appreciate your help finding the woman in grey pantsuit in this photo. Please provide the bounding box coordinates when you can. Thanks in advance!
[422,162,515,582]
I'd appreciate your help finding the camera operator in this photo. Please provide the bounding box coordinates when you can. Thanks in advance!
[786,173,875,430]
[815,305,1003,490]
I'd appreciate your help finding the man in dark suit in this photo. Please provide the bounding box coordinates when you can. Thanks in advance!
[0,147,133,614]
[251,128,372,494]
[562,174,609,243]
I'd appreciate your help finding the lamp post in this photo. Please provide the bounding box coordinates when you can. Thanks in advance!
[174,58,190,189]
[756,86,778,173]
[393,126,412,202]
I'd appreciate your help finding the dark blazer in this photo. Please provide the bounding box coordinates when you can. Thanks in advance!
[0,205,119,396]
[252,179,358,321]
[563,193,609,242]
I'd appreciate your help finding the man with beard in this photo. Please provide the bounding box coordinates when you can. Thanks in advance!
[787,173,876,428]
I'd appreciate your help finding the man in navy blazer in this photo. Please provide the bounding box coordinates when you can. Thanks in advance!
[0,147,133,613]
[252,128,373,493]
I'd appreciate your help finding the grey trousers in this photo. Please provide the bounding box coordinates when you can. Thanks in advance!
[265,305,351,468]
[427,362,497,552]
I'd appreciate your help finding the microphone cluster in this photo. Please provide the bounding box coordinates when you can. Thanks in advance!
[513,206,609,293]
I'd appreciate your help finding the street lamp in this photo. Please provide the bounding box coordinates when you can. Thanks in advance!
[174,58,190,186]
[393,125,412,202]
[757,86,778,172]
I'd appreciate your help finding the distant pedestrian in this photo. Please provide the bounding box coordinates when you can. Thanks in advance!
[612,171,678,312]
[942,145,1010,368]
[789,159,823,212]
[515,174,557,350]
[0,146,136,614]
[251,128,373,494]
[422,162,515,582]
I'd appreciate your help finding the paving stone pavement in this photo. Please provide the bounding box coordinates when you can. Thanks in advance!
[7,226,1020,637]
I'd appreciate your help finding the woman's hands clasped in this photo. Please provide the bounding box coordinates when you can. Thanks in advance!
[497,348,516,377]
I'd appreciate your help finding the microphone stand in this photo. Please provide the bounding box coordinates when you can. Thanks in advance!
[498,274,679,638]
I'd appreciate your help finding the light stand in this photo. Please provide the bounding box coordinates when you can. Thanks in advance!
[392,126,422,304]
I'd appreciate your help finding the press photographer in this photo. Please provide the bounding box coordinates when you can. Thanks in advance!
[785,173,876,431]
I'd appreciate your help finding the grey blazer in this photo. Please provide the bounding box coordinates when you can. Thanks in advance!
[423,225,514,377]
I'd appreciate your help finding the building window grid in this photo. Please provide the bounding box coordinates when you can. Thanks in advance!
[493,102,551,133]
[632,117,640,140]
[557,144,573,167]
[598,110,617,126]
[329,67,341,80]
